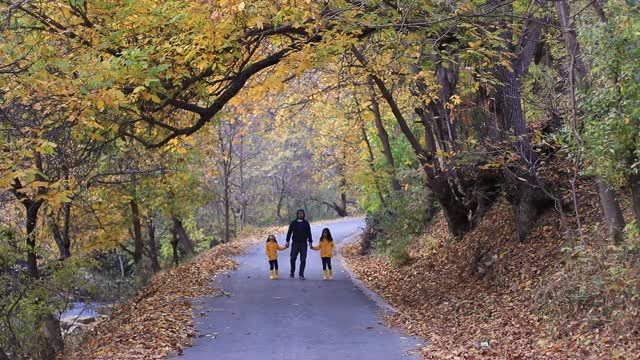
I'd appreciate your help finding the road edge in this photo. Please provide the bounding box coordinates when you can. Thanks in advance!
[336,232,400,314]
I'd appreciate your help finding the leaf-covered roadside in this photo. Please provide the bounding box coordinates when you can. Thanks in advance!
[343,188,640,359]
[65,229,279,360]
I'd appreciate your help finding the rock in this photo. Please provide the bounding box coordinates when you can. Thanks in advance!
[66,325,84,336]
[96,305,113,316]
[60,319,73,331]
[60,315,96,328]
[76,316,95,325]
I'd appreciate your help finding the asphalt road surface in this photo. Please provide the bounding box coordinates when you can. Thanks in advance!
[176,217,422,360]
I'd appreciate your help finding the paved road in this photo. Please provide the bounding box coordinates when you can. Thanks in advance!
[177,218,421,360]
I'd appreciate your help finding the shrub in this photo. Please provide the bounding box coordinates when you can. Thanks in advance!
[364,183,433,264]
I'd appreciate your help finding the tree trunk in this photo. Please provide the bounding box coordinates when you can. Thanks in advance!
[630,173,640,226]
[24,199,42,278]
[223,172,231,243]
[368,76,401,192]
[238,136,247,232]
[591,0,607,22]
[48,216,70,260]
[146,217,160,273]
[274,163,289,224]
[49,203,72,259]
[41,313,64,359]
[129,199,144,264]
[332,199,349,217]
[61,202,71,256]
[336,160,349,217]
[170,225,180,266]
[597,180,626,243]
[232,208,237,237]
[360,124,387,207]
[555,0,627,239]
[430,175,472,238]
[354,45,492,238]
[275,192,285,224]
[494,31,546,241]
[555,0,589,89]
[0,347,9,360]
[172,215,195,255]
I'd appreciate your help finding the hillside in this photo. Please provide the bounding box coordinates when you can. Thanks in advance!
[344,182,640,359]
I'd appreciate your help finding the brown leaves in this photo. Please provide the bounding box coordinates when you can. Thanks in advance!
[343,194,640,359]
[65,228,281,360]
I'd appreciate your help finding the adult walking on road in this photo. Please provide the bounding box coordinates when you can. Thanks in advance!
[286,209,313,280]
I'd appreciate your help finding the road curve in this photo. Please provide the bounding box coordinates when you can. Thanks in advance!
[176,218,422,360]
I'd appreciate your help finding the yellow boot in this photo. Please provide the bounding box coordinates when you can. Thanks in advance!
[274,269,279,279]
[329,269,333,280]
[269,270,274,280]
[322,270,327,280]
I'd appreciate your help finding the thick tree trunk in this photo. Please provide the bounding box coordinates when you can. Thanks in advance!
[368,76,401,192]
[335,194,349,217]
[41,313,64,359]
[430,175,472,238]
[597,180,626,243]
[169,215,194,266]
[130,200,144,264]
[172,215,195,255]
[146,217,160,273]
[494,35,548,241]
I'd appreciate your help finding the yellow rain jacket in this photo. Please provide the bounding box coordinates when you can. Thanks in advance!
[265,241,287,261]
[311,240,334,258]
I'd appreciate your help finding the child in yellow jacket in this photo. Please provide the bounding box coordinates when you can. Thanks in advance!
[265,234,288,279]
[311,228,335,280]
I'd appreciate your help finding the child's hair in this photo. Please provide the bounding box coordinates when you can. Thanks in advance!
[320,228,333,242]
[266,234,276,243]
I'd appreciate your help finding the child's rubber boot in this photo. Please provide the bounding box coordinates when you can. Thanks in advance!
[274,269,279,279]
[322,270,327,280]
[329,269,333,280]
[269,270,274,280]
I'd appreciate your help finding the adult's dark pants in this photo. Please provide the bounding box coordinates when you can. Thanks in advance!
[290,242,308,276]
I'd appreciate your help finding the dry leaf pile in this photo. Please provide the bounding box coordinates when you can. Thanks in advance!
[344,181,640,359]
[66,226,286,359]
